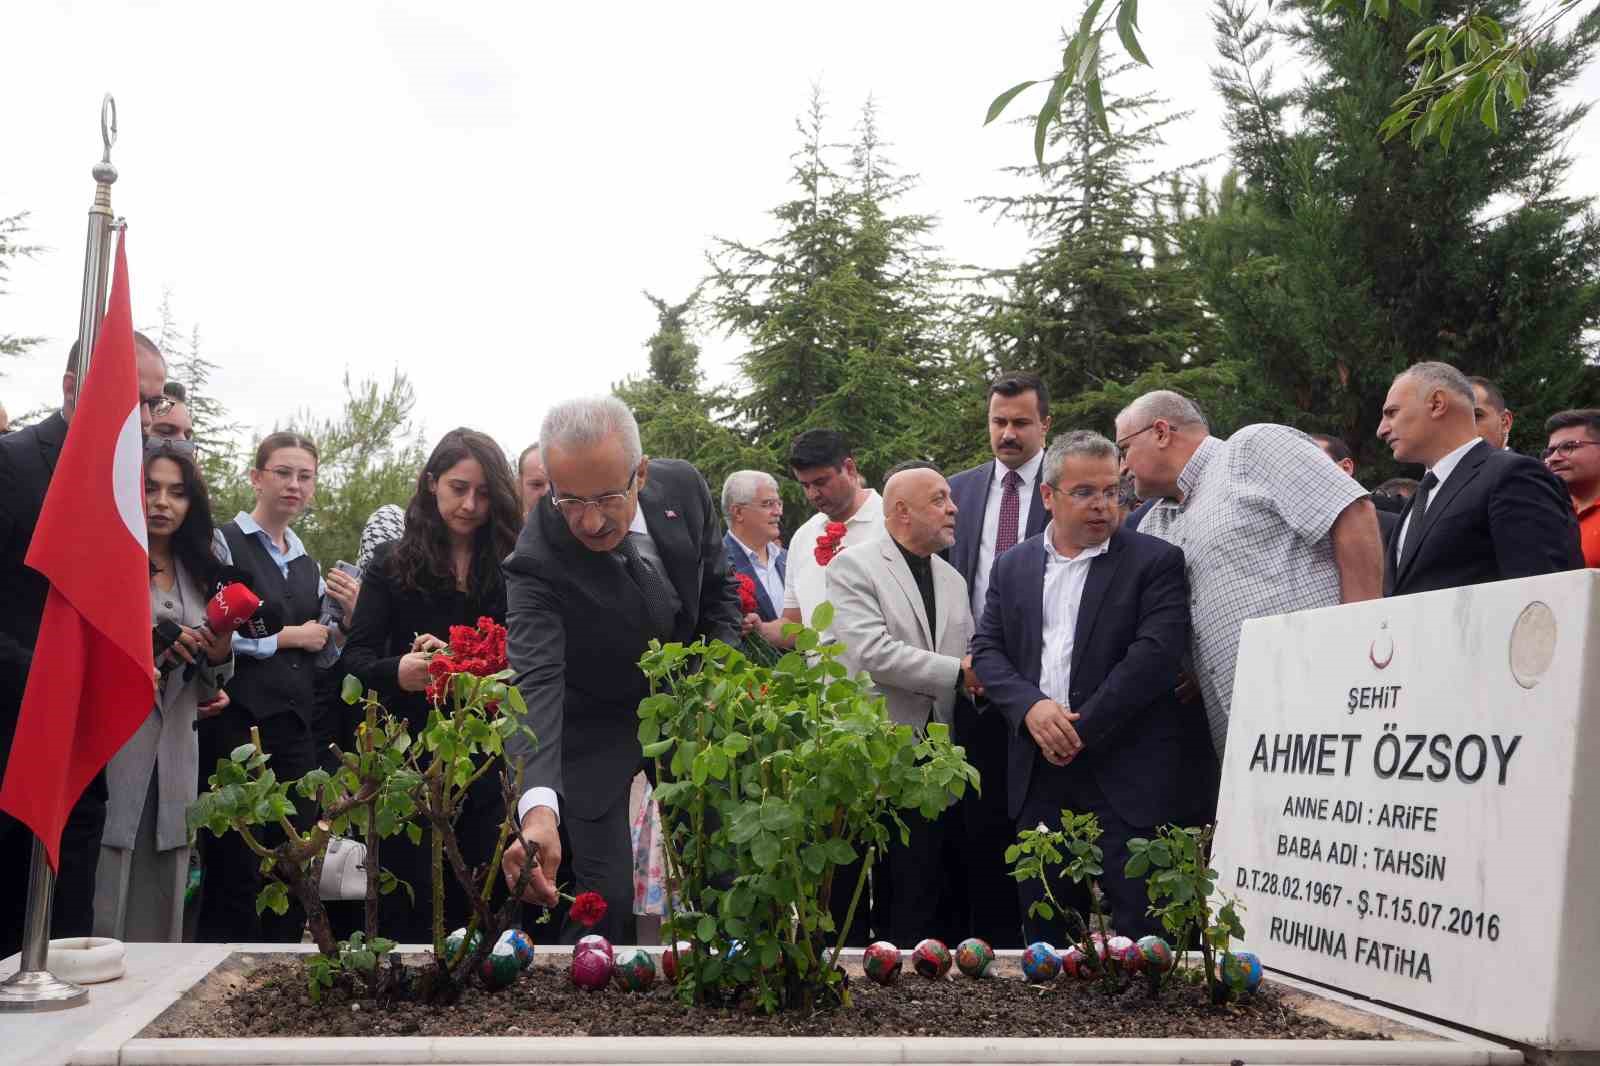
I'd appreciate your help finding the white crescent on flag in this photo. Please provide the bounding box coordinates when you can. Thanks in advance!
[112,406,147,550]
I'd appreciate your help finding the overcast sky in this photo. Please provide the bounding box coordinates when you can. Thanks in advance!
[4,2,1597,460]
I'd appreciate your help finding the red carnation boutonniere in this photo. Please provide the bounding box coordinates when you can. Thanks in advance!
[813,521,848,567]
[735,573,760,615]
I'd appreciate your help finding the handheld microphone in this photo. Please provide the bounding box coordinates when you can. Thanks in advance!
[154,620,185,677]
[180,582,264,681]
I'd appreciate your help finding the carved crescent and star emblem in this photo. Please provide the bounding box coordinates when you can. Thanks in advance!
[1369,620,1394,670]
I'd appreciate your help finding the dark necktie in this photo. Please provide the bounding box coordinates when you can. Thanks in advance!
[995,469,1023,555]
[1400,471,1439,565]
[617,533,676,638]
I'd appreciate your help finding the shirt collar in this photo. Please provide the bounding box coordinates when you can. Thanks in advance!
[1176,436,1224,502]
[629,507,649,536]
[993,449,1045,488]
[729,532,767,563]
[1427,437,1481,487]
[894,536,933,573]
[1042,525,1111,565]
[233,510,306,560]
[840,490,883,527]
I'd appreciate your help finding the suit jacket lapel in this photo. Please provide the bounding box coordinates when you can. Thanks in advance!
[1396,442,1488,582]
[1024,466,1049,539]
[775,548,787,586]
[640,476,696,614]
[1070,534,1123,683]
[1021,540,1047,685]
[931,557,964,650]
[881,539,932,646]
[36,412,66,476]
[724,533,776,618]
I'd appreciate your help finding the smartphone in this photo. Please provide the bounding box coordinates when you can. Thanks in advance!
[334,560,362,580]
[322,561,363,625]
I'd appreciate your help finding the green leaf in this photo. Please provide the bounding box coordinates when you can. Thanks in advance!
[1034,74,1070,165]
[1125,854,1150,878]
[1479,87,1498,133]
[1077,0,1106,39]
[1116,0,1148,66]
[1085,69,1109,137]
[696,915,718,942]
[340,674,363,705]
[809,602,834,633]
[642,739,674,758]
[751,832,781,870]
[985,80,1038,126]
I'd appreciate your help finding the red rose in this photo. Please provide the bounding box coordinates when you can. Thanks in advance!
[735,573,760,615]
[814,522,848,567]
[570,891,608,929]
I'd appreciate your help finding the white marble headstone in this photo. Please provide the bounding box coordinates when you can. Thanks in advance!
[1215,570,1600,1051]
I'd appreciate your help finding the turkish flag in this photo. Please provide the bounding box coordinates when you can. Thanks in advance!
[0,232,156,869]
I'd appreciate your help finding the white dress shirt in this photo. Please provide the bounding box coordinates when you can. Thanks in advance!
[782,491,884,629]
[1038,527,1109,707]
[970,451,1045,619]
[731,532,785,613]
[517,507,673,825]
[1396,436,1482,548]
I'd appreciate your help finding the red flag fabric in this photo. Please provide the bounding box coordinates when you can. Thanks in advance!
[0,233,155,869]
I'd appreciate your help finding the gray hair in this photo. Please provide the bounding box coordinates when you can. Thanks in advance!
[539,396,642,470]
[1042,430,1118,486]
[721,469,778,520]
[1400,361,1474,407]
[1119,389,1208,431]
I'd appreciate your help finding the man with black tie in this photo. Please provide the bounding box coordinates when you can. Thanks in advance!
[721,470,789,646]
[499,397,743,943]
[943,371,1050,947]
[970,431,1188,943]
[0,335,168,959]
[1378,361,1582,597]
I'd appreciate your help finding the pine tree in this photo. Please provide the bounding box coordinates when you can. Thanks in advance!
[707,91,972,489]
[150,291,244,493]
[1190,0,1600,468]
[973,49,1228,417]
[1,212,44,366]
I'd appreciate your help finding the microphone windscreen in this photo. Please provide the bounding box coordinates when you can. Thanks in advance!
[206,582,263,636]
[240,599,285,640]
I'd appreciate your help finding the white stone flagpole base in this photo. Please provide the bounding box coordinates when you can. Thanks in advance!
[0,839,87,1011]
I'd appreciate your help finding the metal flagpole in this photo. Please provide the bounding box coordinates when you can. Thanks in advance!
[0,93,121,1014]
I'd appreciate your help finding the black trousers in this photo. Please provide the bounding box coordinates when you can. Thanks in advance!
[1015,756,1163,945]
[874,805,950,948]
[0,792,104,960]
[195,707,316,942]
[943,699,1024,948]
[556,784,638,945]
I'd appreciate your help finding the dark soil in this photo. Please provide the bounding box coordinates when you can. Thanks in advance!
[144,952,1390,1041]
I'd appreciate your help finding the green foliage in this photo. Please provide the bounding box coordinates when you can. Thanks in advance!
[972,50,1230,418]
[1125,824,1247,1003]
[1006,810,1119,987]
[1183,0,1600,473]
[986,0,1590,153]
[0,212,44,366]
[636,610,978,1013]
[148,291,246,501]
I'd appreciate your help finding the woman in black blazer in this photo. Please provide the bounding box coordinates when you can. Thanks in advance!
[342,428,522,943]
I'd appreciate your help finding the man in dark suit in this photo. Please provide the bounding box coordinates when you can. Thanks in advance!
[499,396,742,943]
[720,469,789,647]
[1377,361,1583,597]
[971,430,1189,943]
[0,335,168,959]
[942,371,1051,947]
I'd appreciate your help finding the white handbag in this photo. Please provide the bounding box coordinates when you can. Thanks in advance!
[319,836,369,901]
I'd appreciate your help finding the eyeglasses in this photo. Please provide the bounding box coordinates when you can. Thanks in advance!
[144,436,197,460]
[1115,423,1157,458]
[262,465,316,486]
[142,395,175,417]
[1052,484,1121,504]
[551,468,638,522]
[1542,440,1600,461]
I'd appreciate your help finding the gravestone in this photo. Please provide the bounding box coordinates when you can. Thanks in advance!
[1214,570,1600,1055]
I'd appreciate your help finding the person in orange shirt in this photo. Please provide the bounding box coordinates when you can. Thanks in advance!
[1544,409,1600,567]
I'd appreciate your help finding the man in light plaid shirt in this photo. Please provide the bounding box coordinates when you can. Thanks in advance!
[1116,392,1384,758]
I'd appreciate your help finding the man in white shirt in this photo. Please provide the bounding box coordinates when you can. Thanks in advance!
[941,371,1051,947]
[970,431,1190,944]
[781,429,884,632]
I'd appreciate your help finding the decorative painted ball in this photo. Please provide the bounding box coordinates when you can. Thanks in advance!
[1021,941,1061,983]
[1107,935,1140,971]
[862,941,903,985]
[613,947,657,991]
[1087,933,1110,963]
[443,927,482,960]
[1135,935,1175,974]
[1223,951,1263,992]
[1059,944,1095,980]
[575,933,614,962]
[954,937,994,979]
[496,928,535,970]
[571,946,614,990]
[661,940,692,982]
[478,939,521,990]
[911,938,952,979]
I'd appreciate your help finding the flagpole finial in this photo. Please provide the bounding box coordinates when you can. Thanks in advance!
[93,94,117,186]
